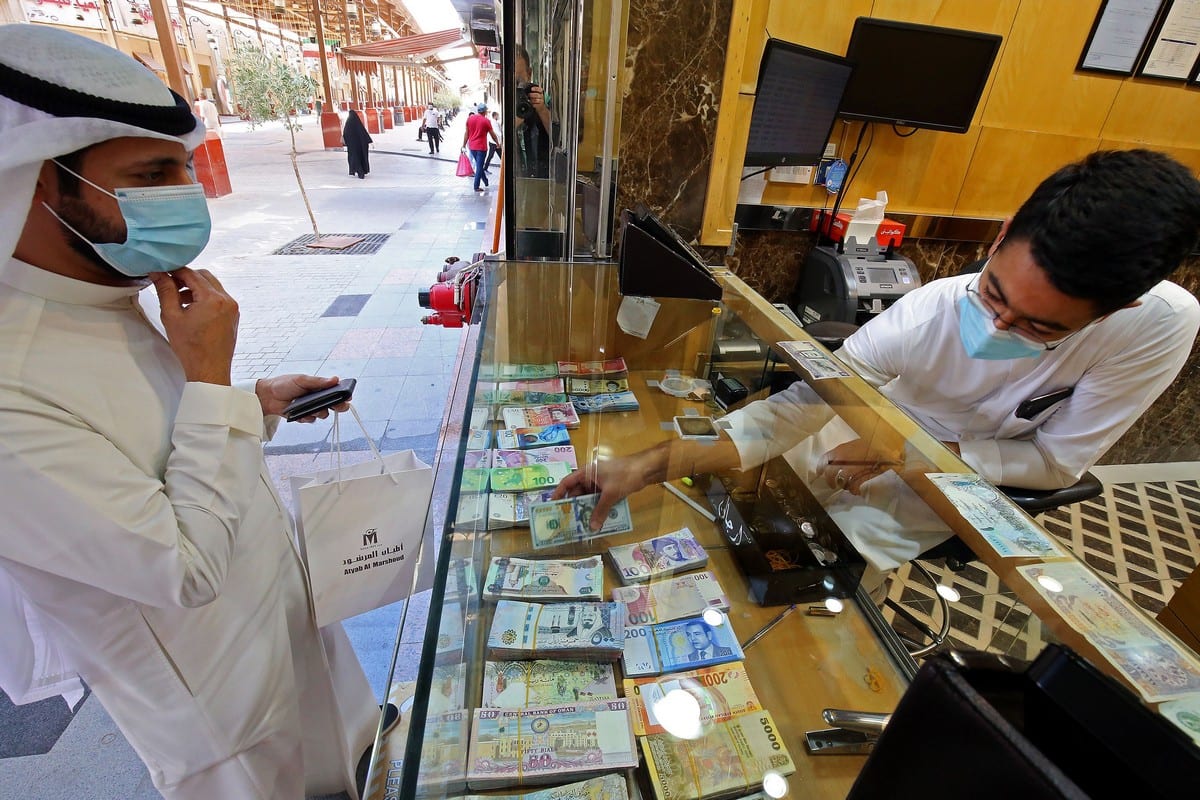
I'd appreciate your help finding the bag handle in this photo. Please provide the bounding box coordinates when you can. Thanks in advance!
[328,404,398,488]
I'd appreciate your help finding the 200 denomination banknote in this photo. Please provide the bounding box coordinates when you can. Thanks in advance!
[481,660,619,708]
[463,774,629,800]
[642,711,795,800]
[491,445,578,469]
[466,699,637,787]
[530,494,634,549]
[608,528,708,584]
[625,661,764,736]
[483,556,605,602]
[623,612,744,677]
[487,600,625,661]
[613,571,731,626]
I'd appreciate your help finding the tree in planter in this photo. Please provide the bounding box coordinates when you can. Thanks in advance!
[227,44,324,238]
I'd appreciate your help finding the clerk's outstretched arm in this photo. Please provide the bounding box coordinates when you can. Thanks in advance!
[552,436,742,530]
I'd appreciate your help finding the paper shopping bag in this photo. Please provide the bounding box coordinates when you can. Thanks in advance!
[456,152,474,177]
[291,448,433,627]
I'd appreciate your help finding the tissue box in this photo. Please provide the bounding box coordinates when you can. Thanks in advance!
[811,210,906,248]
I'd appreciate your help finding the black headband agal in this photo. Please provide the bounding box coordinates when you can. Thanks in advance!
[0,61,196,136]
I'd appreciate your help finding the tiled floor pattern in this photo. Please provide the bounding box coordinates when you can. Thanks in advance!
[882,473,1200,661]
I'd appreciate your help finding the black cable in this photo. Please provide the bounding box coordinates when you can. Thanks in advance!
[892,122,919,138]
[844,122,875,195]
[740,166,772,182]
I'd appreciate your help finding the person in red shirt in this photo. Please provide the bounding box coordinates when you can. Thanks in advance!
[462,102,500,194]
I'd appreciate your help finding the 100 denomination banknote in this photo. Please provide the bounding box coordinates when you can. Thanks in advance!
[625,661,763,736]
[613,571,731,626]
[623,612,744,677]
[481,660,618,708]
[488,600,625,661]
[642,711,795,800]
[495,424,572,450]
[466,699,637,787]
[608,528,708,584]
[483,556,605,602]
[530,494,634,549]
[491,462,573,492]
[463,774,629,800]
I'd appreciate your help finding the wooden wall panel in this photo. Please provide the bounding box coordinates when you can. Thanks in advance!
[1103,80,1200,149]
[955,127,1098,217]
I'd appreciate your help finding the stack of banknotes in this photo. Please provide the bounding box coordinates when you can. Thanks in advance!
[490,446,579,469]
[622,612,744,677]
[496,378,566,394]
[483,556,605,602]
[608,529,708,584]
[479,389,569,406]
[571,391,640,414]
[466,699,638,788]
[462,774,629,800]
[426,662,468,714]
[624,662,763,736]
[435,601,466,663]
[487,600,625,661]
[566,377,629,395]
[557,358,629,378]
[530,494,634,549]
[491,462,573,492]
[413,708,471,793]
[495,424,573,450]
[481,659,618,707]
[467,427,491,450]
[496,363,560,379]
[613,571,730,626]
[641,711,795,800]
[486,489,557,528]
[502,404,582,430]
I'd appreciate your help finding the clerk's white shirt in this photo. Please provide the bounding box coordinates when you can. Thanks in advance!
[726,273,1199,567]
[0,258,375,799]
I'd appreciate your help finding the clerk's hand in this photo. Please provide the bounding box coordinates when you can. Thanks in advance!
[818,438,903,495]
[553,453,650,530]
[254,374,346,421]
[150,268,238,385]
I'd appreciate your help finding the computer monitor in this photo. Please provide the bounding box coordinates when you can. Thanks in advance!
[838,18,1002,134]
[744,39,854,167]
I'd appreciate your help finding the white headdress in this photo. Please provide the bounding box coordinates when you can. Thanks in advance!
[0,24,206,264]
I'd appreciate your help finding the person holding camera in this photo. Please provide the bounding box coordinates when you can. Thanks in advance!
[463,101,500,194]
[514,45,554,178]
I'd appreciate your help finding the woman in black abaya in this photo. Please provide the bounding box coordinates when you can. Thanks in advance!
[343,111,372,179]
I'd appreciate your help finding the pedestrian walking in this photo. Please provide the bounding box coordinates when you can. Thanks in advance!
[343,110,372,179]
[462,102,499,194]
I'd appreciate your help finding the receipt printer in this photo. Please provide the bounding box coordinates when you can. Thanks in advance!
[792,240,920,326]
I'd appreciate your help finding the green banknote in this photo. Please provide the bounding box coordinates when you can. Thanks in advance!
[529,494,633,549]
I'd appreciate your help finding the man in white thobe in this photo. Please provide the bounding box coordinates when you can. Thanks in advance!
[0,25,377,799]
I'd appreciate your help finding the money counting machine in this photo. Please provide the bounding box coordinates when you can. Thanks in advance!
[792,237,921,327]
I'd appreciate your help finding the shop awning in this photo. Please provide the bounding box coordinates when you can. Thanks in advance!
[340,28,468,64]
[133,52,166,73]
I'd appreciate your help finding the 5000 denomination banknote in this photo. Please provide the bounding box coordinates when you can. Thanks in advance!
[529,494,633,549]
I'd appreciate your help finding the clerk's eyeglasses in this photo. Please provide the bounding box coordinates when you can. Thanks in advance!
[965,268,1086,351]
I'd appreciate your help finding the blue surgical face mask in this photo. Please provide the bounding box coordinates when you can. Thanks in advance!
[957,293,1045,360]
[43,160,211,277]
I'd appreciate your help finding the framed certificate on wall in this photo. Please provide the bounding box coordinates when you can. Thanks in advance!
[1136,0,1200,80]
[1078,0,1165,75]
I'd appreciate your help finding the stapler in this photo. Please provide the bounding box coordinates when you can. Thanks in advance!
[805,708,890,755]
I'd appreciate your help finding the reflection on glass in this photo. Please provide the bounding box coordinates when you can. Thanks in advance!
[651,687,704,740]
[762,770,790,798]
[936,584,962,603]
[1038,575,1064,593]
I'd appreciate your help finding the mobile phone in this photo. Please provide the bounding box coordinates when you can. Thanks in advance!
[1015,386,1073,420]
[674,415,720,440]
[283,378,356,422]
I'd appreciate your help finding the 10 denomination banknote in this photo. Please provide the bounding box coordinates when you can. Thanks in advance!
[530,494,634,549]
[625,661,763,736]
[642,711,795,800]
[613,571,730,626]
[483,556,605,602]
[488,600,625,661]
[623,612,744,677]
[463,774,629,800]
[608,528,708,584]
[466,699,637,788]
[481,660,618,708]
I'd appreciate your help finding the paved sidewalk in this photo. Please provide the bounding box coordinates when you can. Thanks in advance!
[0,108,494,800]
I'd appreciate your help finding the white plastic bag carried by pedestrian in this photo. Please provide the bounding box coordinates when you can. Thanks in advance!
[290,407,433,627]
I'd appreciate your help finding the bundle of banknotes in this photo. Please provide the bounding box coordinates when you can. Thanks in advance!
[479,390,569,406]
[487,601,625,661]
[466,699,637,788]
[496,378,566,394]
[566,377,629,396]
[443,557,478,601]
[571,391,640,415]
[557,358,629,378]
[435,601,467,663]
[426,662,468,715]
[608,529,708,584]
[487,489,557,528]
[461,467,490,493]
[467,427,491,450]
[624,662,763,736]
[483,556,605,602]
[490,446,578,469]
[495,424,573,450]
[622,612,744,677]
[530,494,634,549]
[462,774,629,800]
[481,659,618,708]
[491,462,573,492]
[613,571,731,626]
[641,711,795,800]
[497,363,560,379]
[502,404,582,430]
